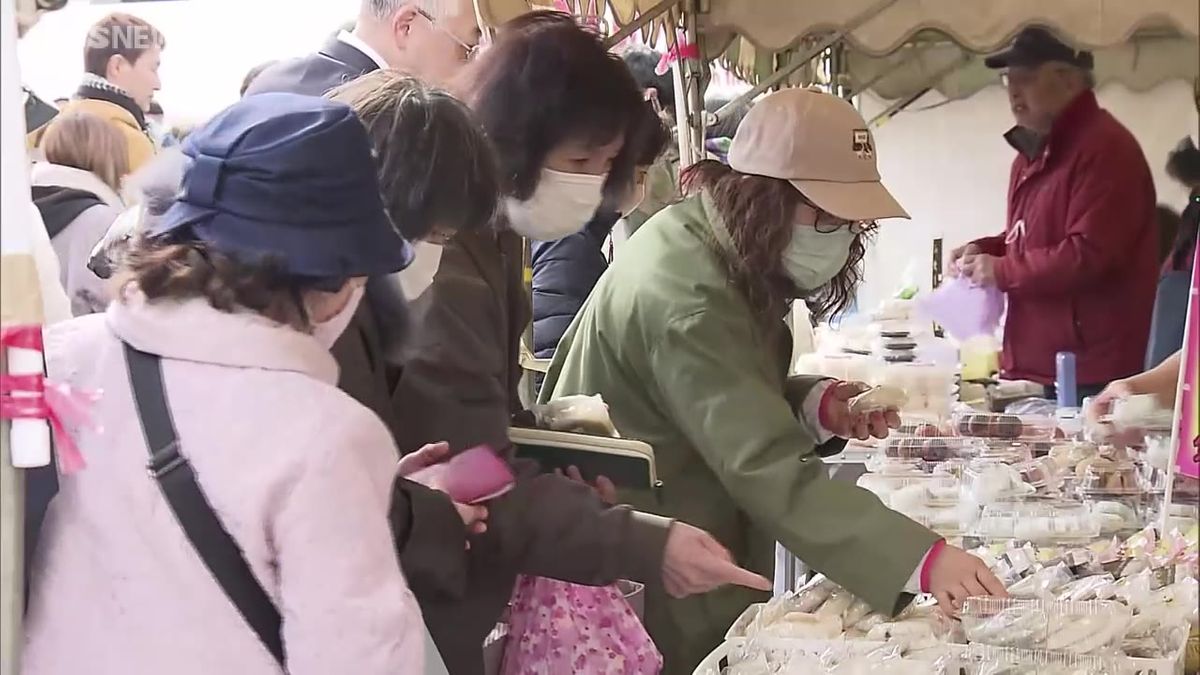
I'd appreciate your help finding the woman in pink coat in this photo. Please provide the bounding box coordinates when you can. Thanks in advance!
[24,93,435,674]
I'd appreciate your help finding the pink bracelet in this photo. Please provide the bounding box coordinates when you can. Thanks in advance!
[920,539,948,593]
[817,381,841,431]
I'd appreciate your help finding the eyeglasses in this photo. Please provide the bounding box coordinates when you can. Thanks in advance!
[799,202,871,234]
[416,9,480,61]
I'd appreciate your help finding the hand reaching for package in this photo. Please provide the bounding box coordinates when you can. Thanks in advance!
[820,382,902,441]
[661,523,772,598]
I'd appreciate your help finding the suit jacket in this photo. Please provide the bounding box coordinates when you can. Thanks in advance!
[243,37,411,437]
[244,36,380,98]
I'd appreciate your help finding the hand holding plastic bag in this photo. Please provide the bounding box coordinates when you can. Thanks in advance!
[919,277,1005,342]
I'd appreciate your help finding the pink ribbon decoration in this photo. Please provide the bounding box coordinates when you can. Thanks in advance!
[1,325,101,474]
[655,37,701,75]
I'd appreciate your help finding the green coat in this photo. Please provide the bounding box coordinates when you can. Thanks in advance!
[541,193,939,673]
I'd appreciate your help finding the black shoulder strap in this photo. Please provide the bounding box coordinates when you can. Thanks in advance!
[123,344,285,666]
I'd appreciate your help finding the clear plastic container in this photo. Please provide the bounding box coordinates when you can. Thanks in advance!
[1013,457,1064,493]
[1079,461,1142,496]
[907,504,973,536]
[952,411,1057,441]
[856,474,961,507]
[1085,497,1145,535]
[960,598,1132,654]
[963,644,1133,675]
[883,436,976,462]
[865,455,930,475]
[895,417,952,437]
[962,461,1036,504]
[973,501,1099,543]
[974,442,1035,464]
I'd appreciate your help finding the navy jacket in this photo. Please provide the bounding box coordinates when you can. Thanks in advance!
[245,37,379,98]
[532,211,620,359]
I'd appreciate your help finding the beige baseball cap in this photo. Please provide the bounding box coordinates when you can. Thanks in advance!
[727,88,909,221]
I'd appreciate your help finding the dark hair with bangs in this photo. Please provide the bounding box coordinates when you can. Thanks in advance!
[600,102,670,207]
[329,71,501,241]
[682,160,871,322]
[459,11,645,200]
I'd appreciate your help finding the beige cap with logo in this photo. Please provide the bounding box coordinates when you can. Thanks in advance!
[727,88,909,221]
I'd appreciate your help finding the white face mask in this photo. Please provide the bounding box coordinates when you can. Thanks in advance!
[620,180,647,217]
[782,226,856,291]
[397,240,444,301]
[310,285,365,348]
[505,168,606,240]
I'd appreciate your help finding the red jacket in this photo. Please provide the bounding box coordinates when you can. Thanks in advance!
[972,91,1157,386]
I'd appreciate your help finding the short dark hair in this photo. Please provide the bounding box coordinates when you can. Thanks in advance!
[83,13,165,77]
[460,11,645,201]
[147,100,163,116]
[329,71,501,240]
[620,45,674,111]
[598,102,670,208]
[1167,137,1200,188]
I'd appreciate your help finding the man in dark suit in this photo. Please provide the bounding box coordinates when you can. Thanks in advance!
[244,0,483,436]
[245,0,481,97]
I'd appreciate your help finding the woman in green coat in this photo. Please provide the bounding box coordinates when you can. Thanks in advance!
[541,88,1005,672]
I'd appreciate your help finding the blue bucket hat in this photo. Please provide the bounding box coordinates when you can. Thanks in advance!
[149,92,413,285]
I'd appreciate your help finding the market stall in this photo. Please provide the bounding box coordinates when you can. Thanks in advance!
[474,0,1199,159]
[473,4,1200,672]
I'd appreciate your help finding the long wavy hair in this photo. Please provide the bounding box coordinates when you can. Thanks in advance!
[681,160,872,322]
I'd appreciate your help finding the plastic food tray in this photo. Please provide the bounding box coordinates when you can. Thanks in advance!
[883,436,978,462]
[960,598,1132,654]
[952,411,1057,441]
[973,501,1099,542]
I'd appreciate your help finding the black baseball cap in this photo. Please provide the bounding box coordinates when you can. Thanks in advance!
[985,26,1094,70]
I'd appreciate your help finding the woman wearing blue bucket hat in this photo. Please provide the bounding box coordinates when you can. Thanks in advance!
[26,93,431,673]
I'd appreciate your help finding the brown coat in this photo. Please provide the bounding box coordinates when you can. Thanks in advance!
[389,227,672,675]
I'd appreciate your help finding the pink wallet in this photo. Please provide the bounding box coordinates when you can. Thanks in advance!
[409,445,516,504]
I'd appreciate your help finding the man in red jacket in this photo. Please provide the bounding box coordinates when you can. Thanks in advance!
[950,27,1157,404]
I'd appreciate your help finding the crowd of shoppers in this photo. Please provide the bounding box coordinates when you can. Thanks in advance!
[15,7,1190,675]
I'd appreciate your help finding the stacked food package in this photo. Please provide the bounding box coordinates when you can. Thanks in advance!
[701,524,1198,674]
[698,389,1200,674]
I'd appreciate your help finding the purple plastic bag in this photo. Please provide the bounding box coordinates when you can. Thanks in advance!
[919,277,1005,342]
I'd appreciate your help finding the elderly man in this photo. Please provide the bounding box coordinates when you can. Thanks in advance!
[247,0,484,434]
[951,26,1157,404]
[246,0,480,96]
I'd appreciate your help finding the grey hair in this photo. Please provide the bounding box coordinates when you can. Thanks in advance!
[363,0,449,20]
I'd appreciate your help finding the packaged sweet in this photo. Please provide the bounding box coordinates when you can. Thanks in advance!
[883,436,973,463]
[966,644,1132,675]
[963,463,1035,505]
[1053,574,1117,603]
[917,276,1004,342]
[755,611,843,639]
[1048,442,1099,471]
[1087,501,1141,535]
[865,455,929,475]
[1080,462,1141,496]
[954,412,1056,441]
[816,590,856,626]
[1014,457,1063,493]
[961,598,1131,654]
[849,385,909,415]
[1007,564,1075,599]
[843,599,873,628]
[975,442,1035,464]
[531,395,618,437]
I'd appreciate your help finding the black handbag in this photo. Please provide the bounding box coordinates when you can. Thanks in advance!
[124,343,285,666]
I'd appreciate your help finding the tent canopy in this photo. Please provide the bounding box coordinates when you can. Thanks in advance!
[476,0,1200,100]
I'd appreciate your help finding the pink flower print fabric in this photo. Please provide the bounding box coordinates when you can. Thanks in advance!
[500,576,662,675]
